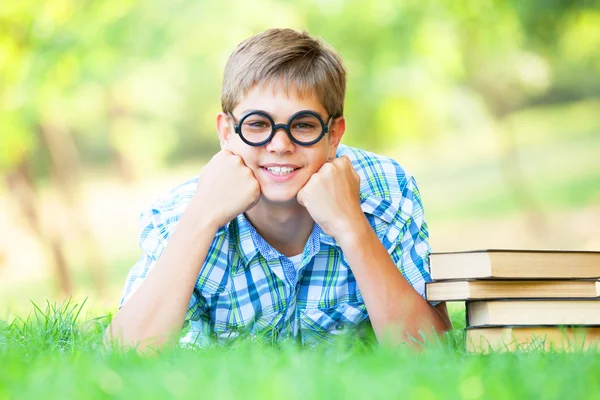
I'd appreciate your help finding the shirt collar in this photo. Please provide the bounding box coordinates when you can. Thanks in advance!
[221,191,399,273]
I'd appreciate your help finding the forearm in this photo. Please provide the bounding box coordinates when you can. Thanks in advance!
[105,203,218,352]
[337,217,450,347]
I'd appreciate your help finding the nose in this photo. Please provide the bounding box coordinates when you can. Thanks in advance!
[265,126,294,153]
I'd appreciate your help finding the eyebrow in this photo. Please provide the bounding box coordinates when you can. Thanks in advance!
[240,109,260,115]
[239,109,327,120]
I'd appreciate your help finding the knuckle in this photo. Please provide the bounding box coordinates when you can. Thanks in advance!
[322,163,334,172]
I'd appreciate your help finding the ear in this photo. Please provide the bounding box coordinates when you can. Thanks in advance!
[327,116,346,160]
[216,112,232,150]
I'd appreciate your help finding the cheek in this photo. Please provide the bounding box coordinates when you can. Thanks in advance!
[305,150,330,173]
[228,143,258,167]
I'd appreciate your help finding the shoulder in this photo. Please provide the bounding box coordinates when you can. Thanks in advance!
[137,174,227,258]
[147,175,199,215]
[336,144,421,224]
[140,175,199,231]
[137,174,236,271]
[336,144,414,196]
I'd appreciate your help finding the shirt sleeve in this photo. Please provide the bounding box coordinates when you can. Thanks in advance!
[388,175,438,306]
[118,205,213,347]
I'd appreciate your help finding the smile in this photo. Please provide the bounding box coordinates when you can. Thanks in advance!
[260,165,301,182]
[265,166,297,175]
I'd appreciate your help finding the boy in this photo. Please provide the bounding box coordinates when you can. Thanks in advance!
[106,28,451,351]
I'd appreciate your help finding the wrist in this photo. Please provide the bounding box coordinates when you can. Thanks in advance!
[180,200,222,236]
[333,213,372,248]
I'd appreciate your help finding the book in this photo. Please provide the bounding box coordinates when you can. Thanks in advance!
[466,326,600,353]
[467,300,600,327]
[425,279,600,301]
[429,250,600,280]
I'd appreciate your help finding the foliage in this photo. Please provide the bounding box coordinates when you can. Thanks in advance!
[1,0,599,176]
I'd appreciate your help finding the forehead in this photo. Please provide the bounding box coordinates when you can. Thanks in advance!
[234,81,327,118]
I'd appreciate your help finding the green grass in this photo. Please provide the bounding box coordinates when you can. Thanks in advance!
[2,300,600,399]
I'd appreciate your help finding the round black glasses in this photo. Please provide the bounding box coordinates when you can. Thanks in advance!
[228,110,335,147]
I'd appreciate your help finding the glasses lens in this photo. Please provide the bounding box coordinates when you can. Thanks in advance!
[290,113,323,143]
[240,113,272,144]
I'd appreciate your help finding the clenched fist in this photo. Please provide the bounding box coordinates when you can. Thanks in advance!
[188,150,261,229]
[296,156,364,240]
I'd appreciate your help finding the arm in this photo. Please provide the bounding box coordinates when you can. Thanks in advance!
[297,157,451,349]
[104,206,219,351]
[105,150,260,352]
[336,214,451,346]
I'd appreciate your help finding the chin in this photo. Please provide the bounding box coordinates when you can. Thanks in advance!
[260,190,299,205]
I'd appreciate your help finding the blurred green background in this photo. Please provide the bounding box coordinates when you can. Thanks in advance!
[1,0,599,317]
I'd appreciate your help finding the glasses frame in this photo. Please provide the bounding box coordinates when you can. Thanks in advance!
[228,110,335,147]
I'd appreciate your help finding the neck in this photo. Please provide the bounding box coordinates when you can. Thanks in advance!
[245,198,314,257]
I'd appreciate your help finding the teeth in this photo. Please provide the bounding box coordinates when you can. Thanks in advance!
[266,166,296,175]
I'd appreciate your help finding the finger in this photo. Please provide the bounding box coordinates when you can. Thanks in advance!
[342,156,357,172]
[352,170,361,186]
[247,189,262,211]
[333,156,347,167]
[317,162,332,174]
[248,165,260,180]
[230,153,248,167]
[296,190,305,207]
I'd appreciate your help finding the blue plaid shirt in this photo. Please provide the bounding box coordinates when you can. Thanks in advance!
[119,144,434,347]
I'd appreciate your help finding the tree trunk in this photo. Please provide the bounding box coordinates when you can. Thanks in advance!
[5,161,72,296]
[37,122,107,297]
[108,92,139,184]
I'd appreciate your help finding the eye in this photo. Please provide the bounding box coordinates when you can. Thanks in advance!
[244,120,269,128]
[294,122,317,130]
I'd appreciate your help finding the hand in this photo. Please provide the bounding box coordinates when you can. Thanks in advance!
[296,156,364,239]
[188,150,260,228]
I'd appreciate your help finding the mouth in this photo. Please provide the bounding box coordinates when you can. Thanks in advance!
[260,164,301,181]
[262,166,299,176]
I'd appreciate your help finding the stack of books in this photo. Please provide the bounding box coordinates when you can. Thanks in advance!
[426,249,600,353]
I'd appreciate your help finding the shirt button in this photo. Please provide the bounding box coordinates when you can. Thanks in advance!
[335,322,344,330]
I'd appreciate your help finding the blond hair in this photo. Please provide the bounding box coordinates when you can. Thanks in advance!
[221,28,347,117]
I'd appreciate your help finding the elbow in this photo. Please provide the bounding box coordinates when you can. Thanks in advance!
[103,322,121,350]
[103,321,169,355]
